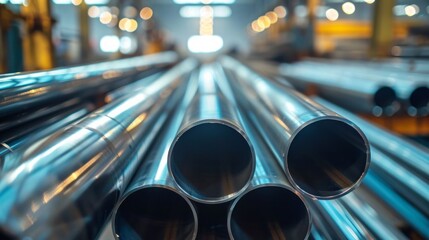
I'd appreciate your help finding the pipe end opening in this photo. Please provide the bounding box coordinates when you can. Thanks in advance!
[287,118,369,198]
[170,122,254,202]
[410,86,429,109]
[113,187,197,240]
[229,186,310,240]
[374,87,397,109]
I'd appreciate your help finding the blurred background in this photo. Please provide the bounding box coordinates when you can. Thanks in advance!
[1,0,428,73]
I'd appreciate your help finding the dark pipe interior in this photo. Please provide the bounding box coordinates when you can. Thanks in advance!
[114,187,196,240]
[229,186,310,240]
[170,123,253,201]
[288,119,368,198]
[373,87,397,108]
[409,86,429,108]
[0,228,18,240]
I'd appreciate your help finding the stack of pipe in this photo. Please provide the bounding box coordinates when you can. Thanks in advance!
[274,59,429,116]
[0,53,427,240]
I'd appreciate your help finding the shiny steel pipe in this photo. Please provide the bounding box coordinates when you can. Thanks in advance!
[168,65,255,204]
[221,57,370,199]
[227,113,311,240]
[0,59,196,240]
[278,62,399,116]
[306,199,375,240]
[0,51,177,117]
[339,192,408,240]
[363,171,429,238]
[0,103,92,173]
[112,75,198,240]
[314,98,429,182]
[0,98,88,132]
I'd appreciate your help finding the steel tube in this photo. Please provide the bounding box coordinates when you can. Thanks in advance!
[278,61,400,116]
[168,65,255,204]
[112,74,198,240]
[227,110,311,240]
[314,97,429,182]
[307,199,375,240]
[0,59,196,240]
[0,103,92,173]
[0,51,177,117]
[363,171,429,238]
[221,57,370,199]
[339,192,408,240]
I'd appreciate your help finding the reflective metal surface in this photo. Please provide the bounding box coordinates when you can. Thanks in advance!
[0,103,92,173]
[0,59,196,240]
[227,109,311,240]
[315,98,429,182]
[0,52,177,117]
[307,199,375,240]
[169,64,255,204]
[339,192,408,240]
[221,56,370,199]
[363,171,429,238]
[112,72,198,240]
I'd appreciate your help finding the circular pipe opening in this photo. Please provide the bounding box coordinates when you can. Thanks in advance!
[373,86,397,108]
[169,122,254,203]
[228,186,310,240]
[287,118,369,198]
[113,187,197,240]
[409,86,429,109]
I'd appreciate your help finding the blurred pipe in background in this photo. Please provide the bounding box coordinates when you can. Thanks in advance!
[0,51,178,117]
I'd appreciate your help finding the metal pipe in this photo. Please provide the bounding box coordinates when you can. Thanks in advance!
[290,60,429,116]
[0,98,88,132]
[369,147,429,216]
[363,171,429,238]
[0,59,196,240]
[0,102,92,173]
[339,192,408,240]
[227,108,311,240]
[112,73,198,240]
[306,199,375,240]
[168,64,255,204]
[314,97,429,182]
[220,57,370,199]
[0,51,177,117]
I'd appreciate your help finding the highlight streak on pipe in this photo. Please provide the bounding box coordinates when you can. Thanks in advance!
[113,73,198,240]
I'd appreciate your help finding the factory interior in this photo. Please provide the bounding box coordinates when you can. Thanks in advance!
[0,0,429,239]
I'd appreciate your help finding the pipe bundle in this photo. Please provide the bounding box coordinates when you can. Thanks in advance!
[0,53,427,240]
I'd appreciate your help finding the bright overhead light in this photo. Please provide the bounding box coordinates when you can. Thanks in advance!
[187,35,223,53]
[364,0,375,4]
[405,4,419,17]
[173,0,234,4]
[180,6,231,18]
[140,7,153,20]
[274,6,287,18]
[342,2,355,15]
[326,8,339,21]
[100,36,120,53]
